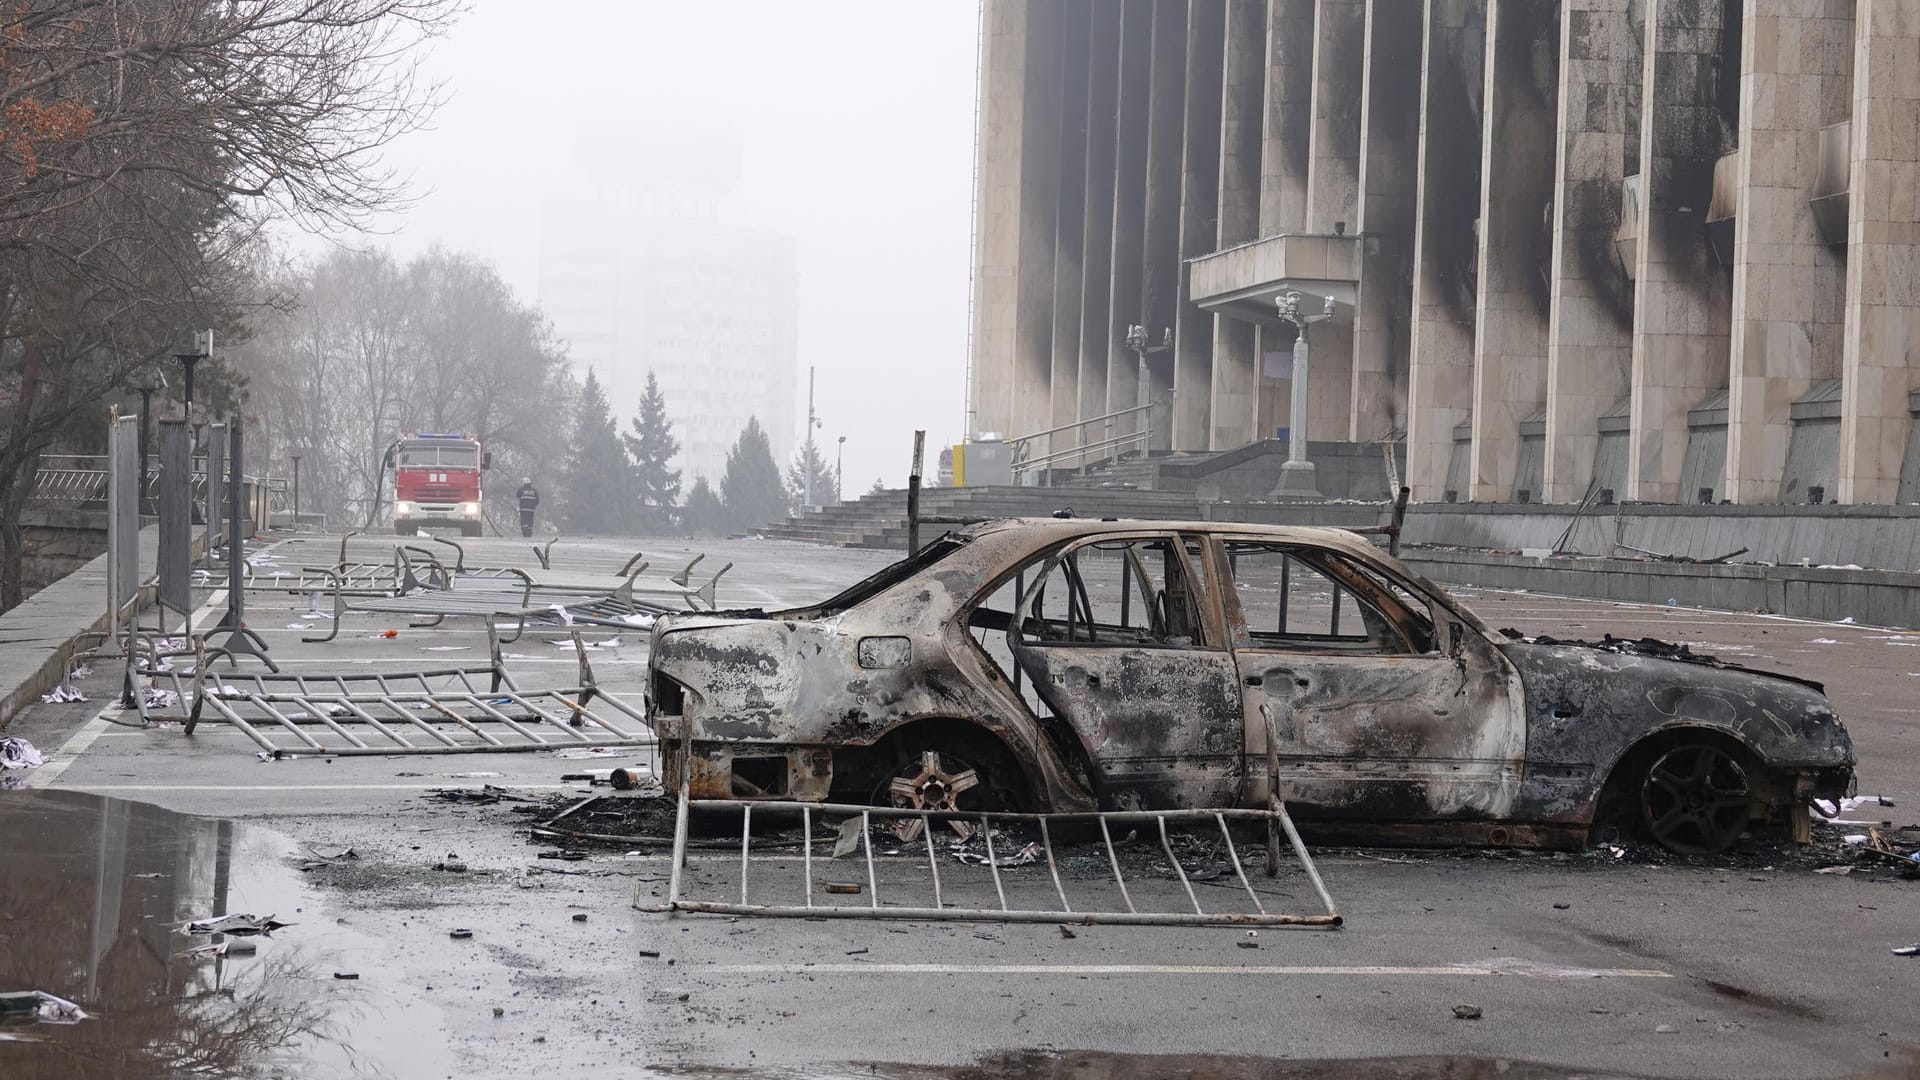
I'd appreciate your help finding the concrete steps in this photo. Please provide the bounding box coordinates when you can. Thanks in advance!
[760,485,1208,550]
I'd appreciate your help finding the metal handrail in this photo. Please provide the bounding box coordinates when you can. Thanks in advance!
[1010,402,1155,482]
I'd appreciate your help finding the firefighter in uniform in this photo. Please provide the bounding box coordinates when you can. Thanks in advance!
[515,478,540,537]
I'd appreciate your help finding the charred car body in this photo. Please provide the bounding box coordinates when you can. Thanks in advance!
[646,520,1854,855]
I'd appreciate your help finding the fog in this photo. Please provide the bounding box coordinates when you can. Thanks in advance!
[314,0,980,495]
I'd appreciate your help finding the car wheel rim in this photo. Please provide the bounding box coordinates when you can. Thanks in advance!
[1640,745,1750,855]
[884,750,979,843]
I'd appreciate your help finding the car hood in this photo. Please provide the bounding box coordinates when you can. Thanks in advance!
[1498,636,1853,771]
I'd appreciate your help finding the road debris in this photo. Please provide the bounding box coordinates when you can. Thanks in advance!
[1,737,45,770]
[1452,1005,1483,1020]
[952,841,1041,868]
[179,913,290,936]
[449,929,474,940]
[0,991,89,1025]
[38,684,85,703]
[1893,945,1919,957]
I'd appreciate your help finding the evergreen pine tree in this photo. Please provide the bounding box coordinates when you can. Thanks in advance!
[683,476,725,536]
[559,369,634,534]
[867,477,887,496]
[623,370,681,532]
[785,438,838,512]
[719,417,787,531]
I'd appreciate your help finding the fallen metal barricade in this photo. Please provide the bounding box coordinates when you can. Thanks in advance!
[636,792,1342,929]
[179,630,656,759]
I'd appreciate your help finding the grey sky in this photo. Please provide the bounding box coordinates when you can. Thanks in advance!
[326,0,980,492]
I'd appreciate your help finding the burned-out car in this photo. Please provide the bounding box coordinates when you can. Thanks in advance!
[646,520,1854,855]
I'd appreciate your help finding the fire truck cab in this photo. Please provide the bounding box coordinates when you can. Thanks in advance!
[387,433,491,537]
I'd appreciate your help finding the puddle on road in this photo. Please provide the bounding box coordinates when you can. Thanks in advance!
[0,788,453,1079]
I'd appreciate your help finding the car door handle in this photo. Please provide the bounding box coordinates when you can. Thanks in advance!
[1244,675,1263,687]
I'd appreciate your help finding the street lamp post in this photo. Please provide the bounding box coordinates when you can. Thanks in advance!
[1268,290,1337,500]
[129,367,166,514]
[836,435,846,503]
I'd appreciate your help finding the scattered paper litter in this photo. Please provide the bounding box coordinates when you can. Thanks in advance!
[546,605,575,627]
[621,613,657,629]
[40,684,86,704]
[449,771,502,779]
[1844,834,1870,845]
[1,737,46,769]
[1836,616,1856,624]
[1808,638,1841,645]
[141,687,178,710]
[586,637,623,650]
[285,623,313,631]
[420,645,470,652]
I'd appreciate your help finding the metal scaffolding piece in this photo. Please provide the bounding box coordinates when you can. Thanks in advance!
[637,793,1342,929]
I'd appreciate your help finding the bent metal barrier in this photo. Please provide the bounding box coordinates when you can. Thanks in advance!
[175,628,656,760]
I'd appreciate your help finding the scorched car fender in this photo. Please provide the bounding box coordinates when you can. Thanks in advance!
[1500,642,1855,823]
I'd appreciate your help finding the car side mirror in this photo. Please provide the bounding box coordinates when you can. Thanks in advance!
[482,452,492,471]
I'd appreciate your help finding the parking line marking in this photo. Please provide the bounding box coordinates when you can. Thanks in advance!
[697,963,1672,979]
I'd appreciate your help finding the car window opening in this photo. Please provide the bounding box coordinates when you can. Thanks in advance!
[1223,542,1433,655]
[1018,538,1204,649]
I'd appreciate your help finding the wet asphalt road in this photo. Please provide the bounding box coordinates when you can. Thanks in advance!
[3,531,1918,1079]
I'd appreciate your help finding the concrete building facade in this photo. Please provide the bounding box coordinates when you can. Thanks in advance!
[540,188,798,489]
[968,0,1920,506]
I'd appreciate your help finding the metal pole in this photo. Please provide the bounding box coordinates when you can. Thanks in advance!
[836,435,845,503]
[1288,333,1309,465]
[292,455,301,525]
[137,389,153,515]
[804,366,816,511]
[906,430,925,554]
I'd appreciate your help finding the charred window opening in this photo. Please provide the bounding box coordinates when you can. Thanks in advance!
[798,535,970,617]
[963,561,1060,724]
[1223,543,1432,654]
[1018,538,1205,649]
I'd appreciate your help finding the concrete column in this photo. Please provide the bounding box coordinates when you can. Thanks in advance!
[1212,319,1260,448]
[1406,0,1487,501]
[1049,0,1092,446]
[1626,0,1738,504]
[968,0,1063,442]
[1468,0,1558,502]
[1257,325,1293,440]
[1174,0,1227,452]
[1077,5,1122,441]
[1260,0,1316,234]
[1303,0,1365,444]
[1140,0,1188,452]
[1352,1,1422,442]
[1305,0,1366,232]
[1837,1,1920,504]
[1543,0,1640,503]
[1106,0,1152,424]
[1211,0,1266,449]
[1725,0,1855,504]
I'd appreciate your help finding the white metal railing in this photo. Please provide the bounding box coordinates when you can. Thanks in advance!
[1009,403,1156,484]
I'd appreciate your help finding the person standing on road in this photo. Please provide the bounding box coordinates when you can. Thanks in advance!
[516,478,540,537]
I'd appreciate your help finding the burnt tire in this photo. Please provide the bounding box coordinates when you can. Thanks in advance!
[1638,743,1753,856]
[836,723,1029,842]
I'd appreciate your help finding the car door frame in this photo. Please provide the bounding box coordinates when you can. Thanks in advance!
[1204,533,1528,822]
[1004,529,1246,809]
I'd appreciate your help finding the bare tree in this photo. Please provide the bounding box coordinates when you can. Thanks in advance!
[0,0,459,609]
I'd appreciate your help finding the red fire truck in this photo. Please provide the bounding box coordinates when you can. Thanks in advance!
[386,433,492,536]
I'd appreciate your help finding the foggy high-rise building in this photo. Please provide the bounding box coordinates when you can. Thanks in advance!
[970,0,1920,507]
[540,182,797,491]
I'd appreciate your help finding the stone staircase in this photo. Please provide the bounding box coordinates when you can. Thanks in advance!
[760,485,1208,549]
